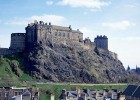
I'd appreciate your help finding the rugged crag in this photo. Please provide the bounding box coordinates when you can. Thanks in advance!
[25,41,128,83]
[0,21,130,83]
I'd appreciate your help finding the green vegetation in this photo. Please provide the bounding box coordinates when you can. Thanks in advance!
[39,88,51,100]
[0,56,18,86]
[0,53,33,86]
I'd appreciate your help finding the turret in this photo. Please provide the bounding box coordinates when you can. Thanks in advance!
[9,33,26,51]
[94,35,108,50]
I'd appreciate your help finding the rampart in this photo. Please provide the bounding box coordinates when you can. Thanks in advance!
[9,33,26,51]
[0,48,17,56]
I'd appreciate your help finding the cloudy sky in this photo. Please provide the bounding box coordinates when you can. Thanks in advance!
[0,0,140,68]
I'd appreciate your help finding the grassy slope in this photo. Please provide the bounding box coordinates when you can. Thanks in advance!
[0,53,33,86]
[0,56,18,86]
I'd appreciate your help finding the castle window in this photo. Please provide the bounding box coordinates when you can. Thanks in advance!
[55,32,57,36]
[67,33,70,37]
[14,92,18,96]
[63,33,65,37]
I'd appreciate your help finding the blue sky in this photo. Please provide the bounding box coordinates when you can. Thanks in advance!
[0,0,140,68]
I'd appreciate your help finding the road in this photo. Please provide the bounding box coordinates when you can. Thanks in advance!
[35,82,127,86]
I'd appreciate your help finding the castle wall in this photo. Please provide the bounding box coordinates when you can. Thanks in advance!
[9,33,26,51]
[25,24,38,48]
[0,48,17,56]
[94,35,108,50]
[0,48,9,55]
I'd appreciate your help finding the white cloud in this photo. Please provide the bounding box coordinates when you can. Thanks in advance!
[124,4,136,8]
[79,27,95,40]
[30,15,65,24]
[46,1,54,5]
[102,21,135,30]
[5,18,29,25]
[80,27,92,34]
[124,3,139,8]
[5,14,65,25]
[57,0,110,9]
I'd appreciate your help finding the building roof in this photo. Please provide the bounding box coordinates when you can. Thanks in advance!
[11,95,22,99]
[52,25,70,31]
[132,86,140,97]
[67,91,77,97]
[72,30,82,34]
[123,85,138,96]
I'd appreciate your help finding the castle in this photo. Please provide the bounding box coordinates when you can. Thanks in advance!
[25,21,83,48]
[0,21,109,56]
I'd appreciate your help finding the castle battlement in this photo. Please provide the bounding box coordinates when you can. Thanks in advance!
[11,33,26,37]
[96,35,108,39]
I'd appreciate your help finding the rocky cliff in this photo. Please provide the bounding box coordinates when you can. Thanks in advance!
[25,42,128,83]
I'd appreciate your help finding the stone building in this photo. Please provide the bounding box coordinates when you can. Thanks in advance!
[0,87,39,100]
[0,33,26,55]
[9,33,26,51]
[25,21,83,48]
[94,35,108,50]
[59,88,119,100]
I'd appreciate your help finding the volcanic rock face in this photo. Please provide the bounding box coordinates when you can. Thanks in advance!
[25,42,128,83]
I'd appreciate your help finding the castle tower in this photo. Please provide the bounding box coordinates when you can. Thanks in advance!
[25,21,55,48]
[25,22,39,48]
[9,33,26,51]
[94,35,108,50]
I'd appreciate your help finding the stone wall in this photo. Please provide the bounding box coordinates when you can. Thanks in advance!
[94,35,108,50]
[9,33,26,51]
[0,48,16,56]
[83,38,95,50]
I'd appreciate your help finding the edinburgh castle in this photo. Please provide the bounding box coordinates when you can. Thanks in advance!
[0,21,113,57]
